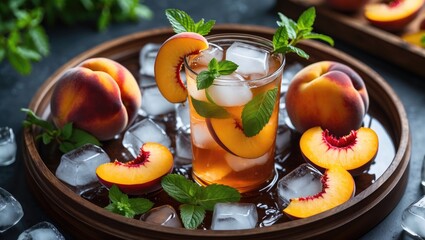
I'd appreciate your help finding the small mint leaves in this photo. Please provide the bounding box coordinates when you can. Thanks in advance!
[273,7,334,59]
[165,9,215,35]
[105,185,153,218]
[196,58,238,90]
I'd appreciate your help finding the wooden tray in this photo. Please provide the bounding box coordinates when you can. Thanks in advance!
[276,0,425,78]
[23,25,411,239]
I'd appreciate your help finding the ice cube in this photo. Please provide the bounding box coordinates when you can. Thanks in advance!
[277,163,323,208]
[226,41,269,77]
[225,152,269,172]
[139,43,161,77]
[0,126,17,166]
[401,195,425,238]
[140,205,182,228]
[206,73,252,107]
[191,121,220,150]
[211,203,258,230]
[175,132,192,165]
[422,155,425,192]
[17,221,65,240]
[139,75,157,88]
[175,101,190,134]
[275,126,291,155]
[196,43,224,66]
[0,187,24,233]
[123,118,172,157]
[140,86,175,117]
[281,63,303,94]
[55,144,110,195]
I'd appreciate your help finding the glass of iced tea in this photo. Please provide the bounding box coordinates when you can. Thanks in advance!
[184,34,285,192]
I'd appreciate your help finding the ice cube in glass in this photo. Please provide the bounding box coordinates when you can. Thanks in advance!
[122,118,171,157]
[401,195,425,239]
[195,43,224,66]
[206,73,252,107]
[0,127,17,166]
[140,205,182,228]
[139,43,161,77]
[0,187,23,233]
[226,41,269,77]
[211,203,258,230]
[55,144,110,195]
[17,221,65,240]
[140,86,175,117]
[277,163,323,208]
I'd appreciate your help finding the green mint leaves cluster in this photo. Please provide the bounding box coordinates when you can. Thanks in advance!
[165,9,215,36]
[21,108,101,153]
[273,7,334,59]
[161,174,241,229]
[196,58,238,90]
[105,185,153,218]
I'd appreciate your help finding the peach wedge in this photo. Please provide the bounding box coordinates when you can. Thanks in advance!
[300,126,379,175]
[96,142,173,195]
[283,166,355,219]
[154,32,209,103]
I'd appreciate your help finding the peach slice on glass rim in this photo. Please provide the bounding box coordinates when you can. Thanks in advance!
[300,126,379,175]
[283,166,355,219]
[96,142,173,195]
[154,32,209,103]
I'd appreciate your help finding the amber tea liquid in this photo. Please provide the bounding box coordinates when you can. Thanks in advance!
[184,34,284,192]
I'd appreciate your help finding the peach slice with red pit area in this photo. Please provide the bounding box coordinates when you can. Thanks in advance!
[96,142,173,195]
[364,0,425,32]
[154,32,209,103]
[300,126,379,175]
[283,166,355,219]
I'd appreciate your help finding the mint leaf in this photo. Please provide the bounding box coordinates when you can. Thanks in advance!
[161,174,202,204]
[60,122,73,139]
[109,185,122,204]
[196,58,238,90]
[273,26,289,52]
[277,13,297,39]
[180,204,205,229]
[128,198,154,215]
[242,87,278,137]
[165,9,215,35]
[303,32,334,46]
[105,185,153,218]
[421,35,425,47]
[297,7,315,30]
[190,97,229,119]
[69,128,101,148]
[198,184,241,211]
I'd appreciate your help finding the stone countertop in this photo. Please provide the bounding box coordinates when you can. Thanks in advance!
[0,0,424,239]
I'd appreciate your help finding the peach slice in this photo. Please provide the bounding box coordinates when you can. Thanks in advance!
[402,30,425,48]
[206,111,278,159]
[283,166,355,219]
[364,0,424,32]
[300,126,379,175]
[154,32,209,103]
[96,142,173,195]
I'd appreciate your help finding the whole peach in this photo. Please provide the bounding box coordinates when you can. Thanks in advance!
[285,61,369,137]
[51,58,141,140]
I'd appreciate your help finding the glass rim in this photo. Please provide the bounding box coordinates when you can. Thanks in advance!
[183,33,286,86]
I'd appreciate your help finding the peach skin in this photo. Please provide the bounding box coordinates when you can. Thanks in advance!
[285,61,369,137]
[50,58,141,141]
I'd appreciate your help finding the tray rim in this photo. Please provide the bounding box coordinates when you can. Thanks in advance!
[23,24,411,239]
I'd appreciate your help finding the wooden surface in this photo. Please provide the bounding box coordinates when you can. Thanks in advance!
[276,0,425,78]
[22,25,410,239]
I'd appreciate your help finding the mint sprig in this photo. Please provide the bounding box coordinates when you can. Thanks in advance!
[190,97,229,119]
[21,108,101,153]
[242,87,278,137]
[273,7,334,59]
[105,185,153,218]
[165,9,215,35]
[196,58,239,90]
[161,174,241,229]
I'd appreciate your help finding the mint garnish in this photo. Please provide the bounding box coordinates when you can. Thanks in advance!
[273,7,334,59]
[165,9,215,35]
[196,58,239,90]
[421,35,425,47]
[242,87,278,137]
[105,185,154,218]
[21,108,101,153]
[161,174,241,229]
[190,97,229,119]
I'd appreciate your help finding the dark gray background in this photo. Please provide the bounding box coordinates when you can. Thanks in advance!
[0,0,424,239]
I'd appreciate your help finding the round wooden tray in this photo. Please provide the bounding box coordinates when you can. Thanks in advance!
[23,25,410,239]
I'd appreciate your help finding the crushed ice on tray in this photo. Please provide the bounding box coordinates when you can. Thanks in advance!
[140,205,182,228]
[139,86,175,117]
[139,43,161,77]
[401,195,425,239]
[0,187,24,233]
[17,221,65,240]
[175,101,191,134]
[175,131,192,165]
[226,41,269,78]
[122,118,172,157]
[55,144,110,195]
[277,163,323,208]
[211,203,258,230]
